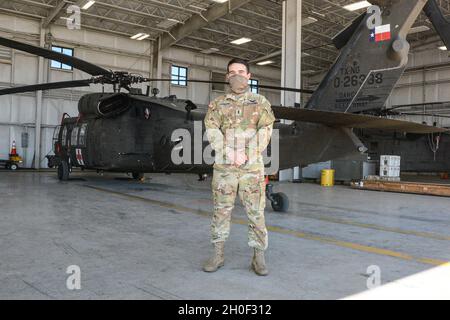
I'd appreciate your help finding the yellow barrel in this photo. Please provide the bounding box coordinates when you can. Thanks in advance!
[321,169,335,187]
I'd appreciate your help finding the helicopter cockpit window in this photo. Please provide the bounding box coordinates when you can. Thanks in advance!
[53,126,61,141]
[70,126,80,147]
[61,126,68,147]
[78,124,88,146]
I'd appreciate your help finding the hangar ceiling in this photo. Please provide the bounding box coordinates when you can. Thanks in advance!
[0,0,449,73]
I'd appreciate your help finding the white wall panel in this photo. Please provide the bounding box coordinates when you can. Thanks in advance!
[13,53,38,84]
[0,95,12,122]
[0,63,11,82]
[0,126,10,159]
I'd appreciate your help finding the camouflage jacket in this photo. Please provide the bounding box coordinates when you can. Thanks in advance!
[204,90,276,171]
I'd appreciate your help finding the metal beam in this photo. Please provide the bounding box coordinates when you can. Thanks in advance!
[0,7,43,19]
[159,0,252,51]
[250,50,282,63]
[42,0,67,28]
[201,27,280,49]
[11,0,53,9]
[81,11,168,34]
[135,0,200,15]
[93,0,177,22]
[186,35,266,56]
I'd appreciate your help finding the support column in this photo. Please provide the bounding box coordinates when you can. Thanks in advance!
[152,37,163,95]
[34,24,45,169]
[279,0,302,181]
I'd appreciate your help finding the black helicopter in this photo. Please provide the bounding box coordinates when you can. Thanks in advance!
[0,0,448,212]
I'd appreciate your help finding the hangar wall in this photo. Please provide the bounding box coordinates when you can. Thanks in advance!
[0,13,281,169]
[387,49,450,108]
[158,46,281,106]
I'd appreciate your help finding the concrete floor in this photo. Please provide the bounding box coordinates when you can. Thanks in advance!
[0,170,449,300]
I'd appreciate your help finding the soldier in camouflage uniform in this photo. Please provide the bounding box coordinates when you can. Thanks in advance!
[203,58,276,276]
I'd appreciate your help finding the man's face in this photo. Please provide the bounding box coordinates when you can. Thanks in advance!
[226,63,251,81]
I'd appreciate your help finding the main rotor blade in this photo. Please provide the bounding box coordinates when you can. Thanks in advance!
[145,78,314,94]
[0,79,93,96]
[424,0,450,50]
[0,36,111,76]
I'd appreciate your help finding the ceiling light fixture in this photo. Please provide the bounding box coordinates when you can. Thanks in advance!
[137,34,150,41]
[343,1,371,11]
[130,33,144,40]
[82,0,96,10]
[257,60,274,66]
[230,37,252,45]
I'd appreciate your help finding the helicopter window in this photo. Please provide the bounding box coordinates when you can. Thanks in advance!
[249,79,259,94]
[70,126,80,147]
[53,126,61,141]
[171,65,188,86]
[50,46,74,71]
[79,124,88,146]
[61,126,68,147]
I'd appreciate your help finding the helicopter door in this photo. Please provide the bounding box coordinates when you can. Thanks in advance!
[60,125,69,153]
[52,125,62,155]
[69,125,81,166]
[76,123,88,166]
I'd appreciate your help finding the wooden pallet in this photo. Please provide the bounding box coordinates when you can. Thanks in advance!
[351,180,450,197]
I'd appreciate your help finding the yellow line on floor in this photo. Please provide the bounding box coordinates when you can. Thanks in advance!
[292,212,450,241]
[86,185,449,267]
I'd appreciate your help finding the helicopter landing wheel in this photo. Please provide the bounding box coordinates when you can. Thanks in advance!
[58,161,70,181]
[266,183,289,212]
[270,192,289,212]
[132,172,145,181]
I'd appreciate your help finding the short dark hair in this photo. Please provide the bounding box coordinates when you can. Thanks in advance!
[227,58,250,74]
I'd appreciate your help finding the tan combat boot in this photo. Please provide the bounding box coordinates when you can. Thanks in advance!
[203,242,225,272]
[251,248,269,276]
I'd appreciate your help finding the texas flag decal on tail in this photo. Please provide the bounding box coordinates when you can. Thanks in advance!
[370,24,391,42]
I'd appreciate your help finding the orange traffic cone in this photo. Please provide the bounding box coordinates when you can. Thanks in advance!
[10,140,17,156]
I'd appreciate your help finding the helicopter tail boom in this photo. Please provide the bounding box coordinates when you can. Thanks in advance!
[272,106,448,134]
[306,0,428,113]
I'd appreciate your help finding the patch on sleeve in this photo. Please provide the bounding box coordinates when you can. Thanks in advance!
[258,97,276,127]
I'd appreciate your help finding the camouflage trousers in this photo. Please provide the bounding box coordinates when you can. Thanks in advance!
[210,165,268,251]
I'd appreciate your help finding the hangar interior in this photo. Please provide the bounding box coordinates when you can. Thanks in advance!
[2,0,450,170]
[0,0,449,300]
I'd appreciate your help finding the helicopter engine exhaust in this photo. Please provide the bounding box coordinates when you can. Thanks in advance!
[78,93,131,118]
